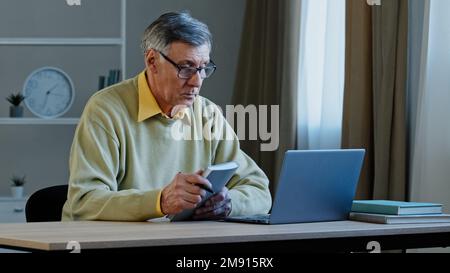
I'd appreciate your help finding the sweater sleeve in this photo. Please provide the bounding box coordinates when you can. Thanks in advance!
[209,106,272,217]
[62,99,164,221]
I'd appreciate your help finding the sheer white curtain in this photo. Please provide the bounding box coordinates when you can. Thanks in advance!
[297,0,346,150]
[410,0,450,208]
[408,0,450,253]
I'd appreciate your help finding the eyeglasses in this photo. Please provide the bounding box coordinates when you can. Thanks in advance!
[158,51,216,79]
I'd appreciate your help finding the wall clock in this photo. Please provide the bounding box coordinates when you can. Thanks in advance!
[22,67,75,119]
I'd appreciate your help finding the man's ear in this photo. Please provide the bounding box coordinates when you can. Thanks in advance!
[145,50,158,73]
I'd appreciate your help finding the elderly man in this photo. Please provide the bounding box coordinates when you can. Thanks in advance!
[62,12,271,221]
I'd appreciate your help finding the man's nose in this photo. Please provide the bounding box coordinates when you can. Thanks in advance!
[187,71,203,87]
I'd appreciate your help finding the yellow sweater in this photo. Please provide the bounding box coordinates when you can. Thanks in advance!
[62,71,271,221]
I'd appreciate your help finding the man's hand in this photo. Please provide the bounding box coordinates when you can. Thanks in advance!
[160,171,212,215]
[192,187,232,220]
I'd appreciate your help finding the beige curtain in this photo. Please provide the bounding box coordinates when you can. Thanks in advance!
[342,0,408,200]
[232,0,301,194]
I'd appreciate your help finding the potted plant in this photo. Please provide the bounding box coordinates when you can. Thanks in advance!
[6,92,26,117]
[10,175,26,198]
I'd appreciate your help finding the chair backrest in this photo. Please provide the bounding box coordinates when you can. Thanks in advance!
[25,185,68,222]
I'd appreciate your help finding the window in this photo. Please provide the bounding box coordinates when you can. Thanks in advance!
[297,0,346,149]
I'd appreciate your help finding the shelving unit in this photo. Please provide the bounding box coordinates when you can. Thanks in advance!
[0,0,126,123]
[0,118,79,125]
[0,1,127,205]
[0,38,123,46]
[0,197,27,223]
[0,0,127,77]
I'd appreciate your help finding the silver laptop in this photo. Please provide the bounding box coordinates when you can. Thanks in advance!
[225,149,365,224]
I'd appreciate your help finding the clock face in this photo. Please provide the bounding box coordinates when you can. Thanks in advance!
[22,67,75,119]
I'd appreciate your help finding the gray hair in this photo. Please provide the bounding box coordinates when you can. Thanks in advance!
[140,11,212,55]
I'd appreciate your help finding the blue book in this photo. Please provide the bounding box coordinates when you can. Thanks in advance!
[351,200,443,215]
[349,212,450,224]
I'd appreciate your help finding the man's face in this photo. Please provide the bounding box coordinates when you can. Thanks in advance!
[145,41,211,113]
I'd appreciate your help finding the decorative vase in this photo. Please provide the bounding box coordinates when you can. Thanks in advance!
[10,186,24,198]
[9,105,23,118]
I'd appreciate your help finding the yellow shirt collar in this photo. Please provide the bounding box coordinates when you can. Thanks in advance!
[137,70,190,123]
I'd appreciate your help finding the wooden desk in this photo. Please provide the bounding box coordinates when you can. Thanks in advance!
[0,220,450,253]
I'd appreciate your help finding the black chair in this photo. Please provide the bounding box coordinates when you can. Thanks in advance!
[25,185,68,222]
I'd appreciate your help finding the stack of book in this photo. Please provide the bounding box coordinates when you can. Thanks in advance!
[349,200,450,224]
[98,69,121,90]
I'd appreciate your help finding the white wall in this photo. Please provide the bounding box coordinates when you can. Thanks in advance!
[126,0,246,109]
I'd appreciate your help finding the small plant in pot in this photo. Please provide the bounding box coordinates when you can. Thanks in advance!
[10,175,26,198]
[6,92,26,117]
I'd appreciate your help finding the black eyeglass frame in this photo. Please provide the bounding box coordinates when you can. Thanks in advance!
[158,51,217,79]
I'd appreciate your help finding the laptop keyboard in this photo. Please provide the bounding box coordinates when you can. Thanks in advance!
[236,214,270,221]
[225,214,271,224]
